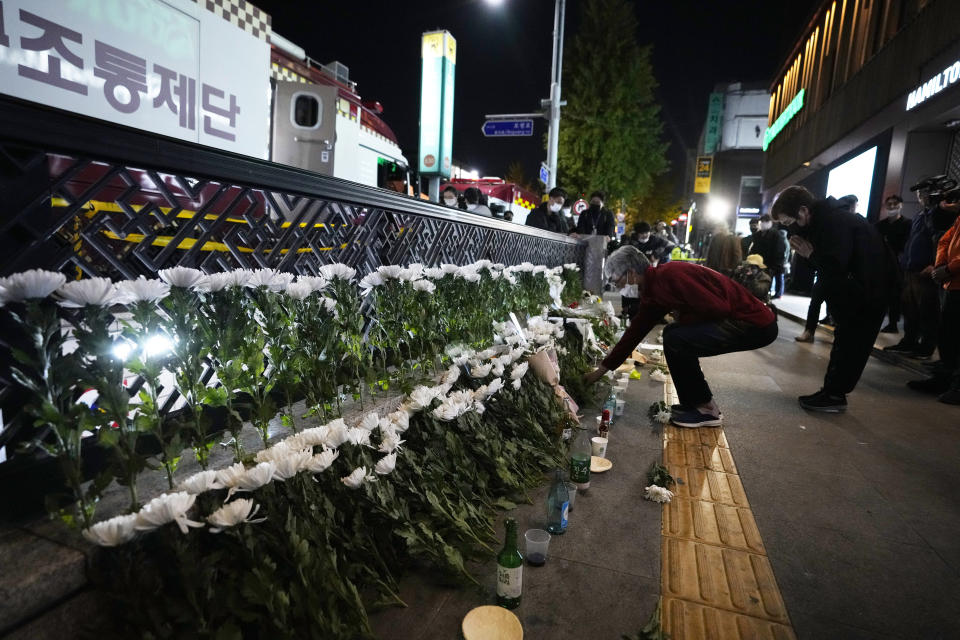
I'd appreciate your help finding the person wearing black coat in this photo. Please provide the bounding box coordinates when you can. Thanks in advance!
[772,186,896,413]
[526,187,569,233]
[573,190,616,237]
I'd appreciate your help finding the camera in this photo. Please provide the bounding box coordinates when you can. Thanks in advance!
[910,174,960,206]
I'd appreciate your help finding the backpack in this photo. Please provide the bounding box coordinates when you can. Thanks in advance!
[732,261,772,302]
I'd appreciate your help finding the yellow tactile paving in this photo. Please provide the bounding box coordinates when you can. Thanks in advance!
[662,497,765,554]
[661,425,795,639]
[662,597,797,640]
[663,440,738,474]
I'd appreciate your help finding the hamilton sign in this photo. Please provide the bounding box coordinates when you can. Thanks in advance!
[906,59,960,111]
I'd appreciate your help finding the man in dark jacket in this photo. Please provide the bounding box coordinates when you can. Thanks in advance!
[772,186,896,412]
[631,221,673,264]
[741,218,760,257]
[526,187,569,233]
[874,194,911,334]
[752,214,787,298]
[573,190,615,237]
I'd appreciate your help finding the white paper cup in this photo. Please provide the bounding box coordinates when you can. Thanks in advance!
[591,436,608,458]
[615,399,625,416]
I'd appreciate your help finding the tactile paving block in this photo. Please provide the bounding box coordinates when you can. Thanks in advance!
[662,597,797,640]
[662,497,766,554]
[667,465,750,508]
[661,538,790,624]
[664,440,738,474]
[663,425,730,448]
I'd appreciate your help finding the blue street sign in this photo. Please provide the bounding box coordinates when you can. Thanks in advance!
[482,119,534,137]
[539,164,549,184]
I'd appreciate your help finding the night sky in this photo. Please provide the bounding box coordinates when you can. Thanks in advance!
[256,0,821,191]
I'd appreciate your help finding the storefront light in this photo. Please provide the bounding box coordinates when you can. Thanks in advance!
[705,197,731,221]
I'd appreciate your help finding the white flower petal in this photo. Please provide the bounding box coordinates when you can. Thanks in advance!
[82,513,138,547]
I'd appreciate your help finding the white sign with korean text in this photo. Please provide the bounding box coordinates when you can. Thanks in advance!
[0,0,270,158]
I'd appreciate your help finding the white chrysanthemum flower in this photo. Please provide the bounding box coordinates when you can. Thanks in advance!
[510,362,529,380]
[134,491,203,534]
[285,281,313,300]
[650,369,667,382]
[491,362,505,377]
[563,263,580,271]
[114,276,170,303]
[56,278,119,308]
[359,271,384,293]
[323,419,350,448]
[271,450,313,480]
[217,462,276,495]
[319,296,337,314]
[0,269,67,302]
[247,268,290,290]
[458,270,481,283]
[346,427,371,447]
[377,264,403,279]
[387,409,410,433]
[294,426,329,448]
[82,513,138,547]
[297,274,328,292]
[207,498,264,532]
[378,430,405,453]
[643,485,674,503]
[654,409,672,424]
[509,347,526,362]
[470,362,493,378]
[413,279,436,293]
[533,265,548,274]
[423,267,445,279]
[358,411,380,432]
[375,452,397,476]
[502,271,518,285]
[255,441,296,463]
[400,264,424,281]
[179,470,224,495]
[649,350,663,363]
[319,263,356,282]
[196,272,232,292]
[511,378,522,390]
[226,269,254,287]
[432,400,469,422]
[485,377,504,397]
[438,365,458,385]
[341,466,375,489]
[304,448,339,473]
[158,266,207,289]
[476,347,498,360]
[407,385,441,411]
[440,263,459,274]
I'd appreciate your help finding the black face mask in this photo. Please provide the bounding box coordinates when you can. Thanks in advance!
[787,222,803,236]
[589,204,601,213]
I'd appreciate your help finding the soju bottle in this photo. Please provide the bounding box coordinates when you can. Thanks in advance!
[546,469,570,535]
[603,388,617,425]
[496,517,523,609]
[570,427,591,490]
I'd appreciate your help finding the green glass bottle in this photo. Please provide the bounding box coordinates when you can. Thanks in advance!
[570,426,591,490]
[496,517,523,609]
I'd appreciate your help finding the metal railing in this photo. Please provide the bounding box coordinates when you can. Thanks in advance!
[0,96,583,475]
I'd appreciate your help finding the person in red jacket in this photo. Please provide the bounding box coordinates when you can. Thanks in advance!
[584,246,778,427]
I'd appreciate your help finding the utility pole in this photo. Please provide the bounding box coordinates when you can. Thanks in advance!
[544,0,566,190]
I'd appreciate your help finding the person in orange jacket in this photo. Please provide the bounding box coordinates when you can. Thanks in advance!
[913,207,960,404]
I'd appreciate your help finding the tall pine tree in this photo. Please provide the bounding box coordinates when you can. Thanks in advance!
[558,0,668,205]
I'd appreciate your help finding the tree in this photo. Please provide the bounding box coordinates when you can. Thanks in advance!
[504,161,534,192]
[558,0,668,206]
[624,174,686,230]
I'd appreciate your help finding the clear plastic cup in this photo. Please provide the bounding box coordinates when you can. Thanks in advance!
[524,529,551,566]
[615,399,625,416]
[563,482,578,510]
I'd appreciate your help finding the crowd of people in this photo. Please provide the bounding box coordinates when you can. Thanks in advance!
[584,178,960,428]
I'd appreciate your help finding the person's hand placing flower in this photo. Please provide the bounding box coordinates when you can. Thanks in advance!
[583,366,608,386]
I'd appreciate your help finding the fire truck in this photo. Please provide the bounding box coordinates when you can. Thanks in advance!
[268,32,411,194]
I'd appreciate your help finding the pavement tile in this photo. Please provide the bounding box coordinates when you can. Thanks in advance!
[662,597,796,640]
[757,517,960,638]
[663,497,766,555]
[667,465,750,508]
[661,537,790,624]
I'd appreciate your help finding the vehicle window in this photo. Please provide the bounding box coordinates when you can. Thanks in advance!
[292,93,320,129]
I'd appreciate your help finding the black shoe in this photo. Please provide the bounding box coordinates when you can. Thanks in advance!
[798,390,847,413]
[880,324,898,334]
[938,388,960,405]
[910,349,935,360]
[819,315,835,325]
[883,342,918,353]
[907,376,951,394]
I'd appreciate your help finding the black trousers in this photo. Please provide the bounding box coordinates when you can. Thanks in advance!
[937,290,960,378]
[884,271,902,325]
[804,281,828,332]
[663,319,779,406]
[822,300,885,396]
[901,271,940,349]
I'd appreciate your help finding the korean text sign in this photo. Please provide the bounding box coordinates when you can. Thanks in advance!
[0,0,270,158]
[418,30,455,178]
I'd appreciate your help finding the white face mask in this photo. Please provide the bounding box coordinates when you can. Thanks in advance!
[466,203,478,211]
[760,221,772,231]
[620,284,639,297]
[549,202,562,213]
[444,197,457,206]
[562,208,571,216]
